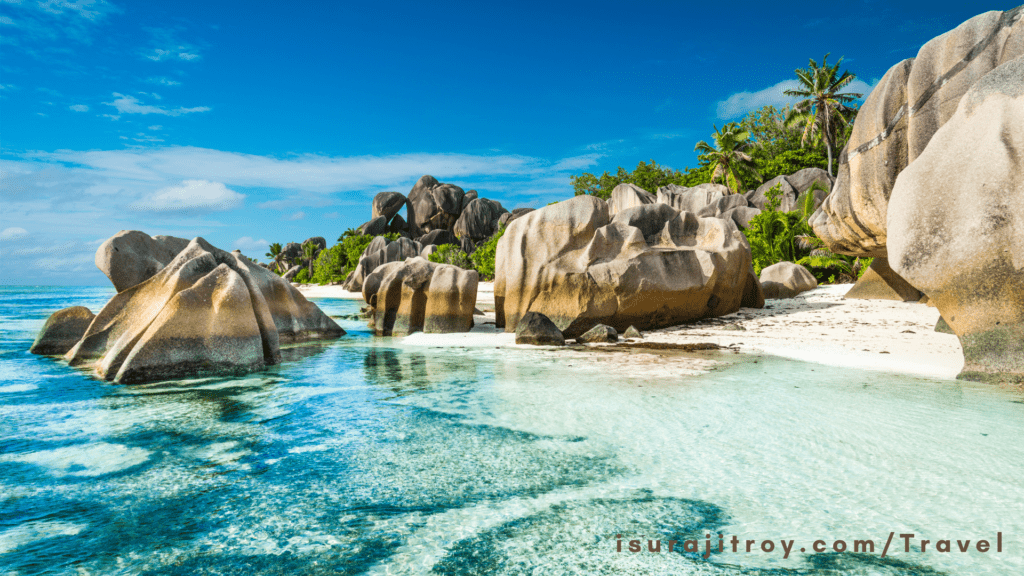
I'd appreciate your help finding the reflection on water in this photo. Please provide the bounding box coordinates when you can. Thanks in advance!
[0,288,1022,575]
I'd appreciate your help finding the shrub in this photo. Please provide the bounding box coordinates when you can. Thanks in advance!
[470,225,505,280]
[427,244,473,269]
[311,244,346,285]
[293,268,311,283]
[340,232,400,276]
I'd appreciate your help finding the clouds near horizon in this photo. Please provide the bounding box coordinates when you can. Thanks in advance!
[716,78,878,119]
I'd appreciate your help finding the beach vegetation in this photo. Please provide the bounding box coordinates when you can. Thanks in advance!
[470,225,505,280]
[310,244,347,285]
[693,123,762,194]
[293,268,311,283]
[266,242,286,274]
[427,244,474,269]
[783,53,862,176]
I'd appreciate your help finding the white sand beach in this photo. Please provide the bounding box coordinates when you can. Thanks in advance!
[298,282,963,380]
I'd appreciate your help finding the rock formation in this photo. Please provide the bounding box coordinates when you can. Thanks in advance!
[844,257,923,301]
[809,6,1024,382]
[887,53,1024,382]
[407,175,466,237]
[577,324,618,343]
[30,306,95,355]
[514,312,566,346]
[38,233,344,384]
[656,183,727,213]
[95,231,191,292]
[454,198,508,241]
[759,262,818,299]
[343,236,423,292]
[362,257,478,336]
[372,191,408,221]
[495,195,761,338]
[607,183,656,216]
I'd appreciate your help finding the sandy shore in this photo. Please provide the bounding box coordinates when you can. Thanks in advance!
[299,281,963,380]
[296,281,497,309]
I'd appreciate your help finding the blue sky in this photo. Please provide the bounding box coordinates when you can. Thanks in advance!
[1,0,1018,285]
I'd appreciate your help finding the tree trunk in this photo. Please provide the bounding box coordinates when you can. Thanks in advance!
[826,143,834,177]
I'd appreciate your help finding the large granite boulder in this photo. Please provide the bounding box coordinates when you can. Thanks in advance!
[811,6,1023,257]
[497,207,535,229]
[372,191,407,221]
[887,54,1024,382]
[95,231,191,292]
[343,236,423,292]
[656,184,726,213]
[357,216,388,236]
[844,256,923,301]
[454,198,508,240]
[759,262,818,299]
[418,229,458,248]
[514,312,565,346]
[786,167,833,195]
[30,306,96,355]
[302,236,327,252]
[282,242,303,262]
[495,195,762,338]
[747,176,798,212]
[55,235,344,384]
[388,213,410,235]
[362,257,478,336]
[607,183,655,216]
[406,175,466,237]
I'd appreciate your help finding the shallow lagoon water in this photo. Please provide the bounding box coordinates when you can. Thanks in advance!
[1,286,1023,575]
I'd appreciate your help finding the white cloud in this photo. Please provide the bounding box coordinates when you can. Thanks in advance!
[0,227,30,240]
[130,180,244,212]
[147,125,162,130]
[233,236,268,251]
[146,77,181,86]
[716,78,877,119]
[323,212,339,219]
[285,211,305,221]
[178,52,199,60]
[104,93,210,116]
[69,103,88,112]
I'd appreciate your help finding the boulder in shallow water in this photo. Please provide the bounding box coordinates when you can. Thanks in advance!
[62,235,344,383]
[30,306,95,355]
[623,325,643,339]
[577,324,618,343]
[759,262,817,299]
[495,195,760,338]
[95,230,191,292]
[362,257,478,336]
[514,312,565,346]
[343,236,423,293]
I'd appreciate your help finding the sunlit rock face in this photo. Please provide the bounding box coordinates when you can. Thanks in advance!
[29,306,95,355]
[495,195,761,339]
[362,257,478,336]
[888,55,1024,383]
[96,231,191,292]
[50,234,344,384]
[811,6,1023,257]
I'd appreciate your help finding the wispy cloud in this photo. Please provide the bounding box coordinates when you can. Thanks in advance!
[103,93,210,116]
[285,211,306,221]
[140,27,202,62]
[146,76,181,86]
[716,78,877,119]
[69,103,88,112]
[0,0,118,46]
[129,180,244,212]
[0,226,30,241]
[233,236,269,252]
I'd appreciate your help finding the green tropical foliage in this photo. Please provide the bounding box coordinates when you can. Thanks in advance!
[571,160,688,199]
[427,244,474,269]
[265,242,286,274]
[301,241,319,277]
[293,268,311,283]
[693,123,763,194]
[784,53,862,176]
[470,225,505,280]
[310,245,347,285]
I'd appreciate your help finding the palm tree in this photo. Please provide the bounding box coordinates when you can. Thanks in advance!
[693,123,762,194]
[301,241,319,278]
[783,53,862,177]
[266,243,286,274]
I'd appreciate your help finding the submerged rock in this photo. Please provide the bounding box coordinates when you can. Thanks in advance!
[514,312,565,346]
[623,325,643,339]
[759,262,817,299]
[495,195,761,339]
[58,235,344,384]
[30,306,95,355]
[362,257,478,336]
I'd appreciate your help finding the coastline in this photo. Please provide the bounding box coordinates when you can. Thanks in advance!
[298,282,963,380]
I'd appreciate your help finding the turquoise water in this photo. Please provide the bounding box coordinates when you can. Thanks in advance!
[1,286,1023,575]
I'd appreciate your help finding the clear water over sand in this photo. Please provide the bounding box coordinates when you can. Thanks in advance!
[1,286,1022,575]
